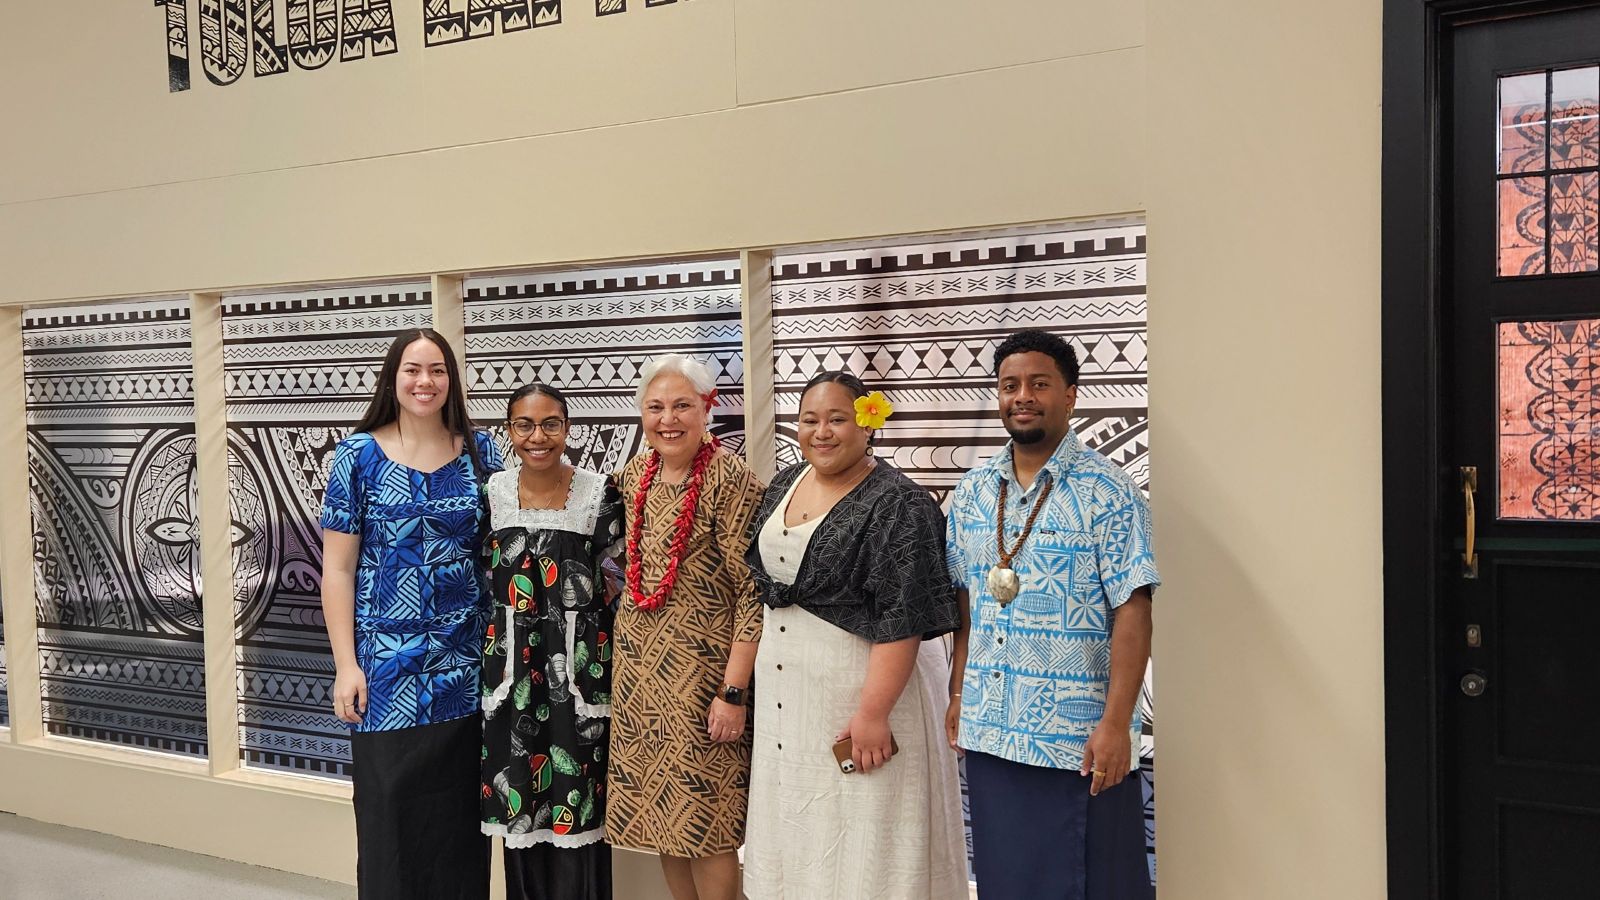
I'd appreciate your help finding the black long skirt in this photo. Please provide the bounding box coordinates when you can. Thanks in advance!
[350,716,490,900]
[505,842,612,900]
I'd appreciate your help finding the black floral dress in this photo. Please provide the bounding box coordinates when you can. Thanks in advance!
[479,466,624,894]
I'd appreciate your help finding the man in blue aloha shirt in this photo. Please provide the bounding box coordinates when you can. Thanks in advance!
[945,328,1159,900]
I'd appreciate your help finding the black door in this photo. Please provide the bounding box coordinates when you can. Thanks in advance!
[1444,8,1600,898]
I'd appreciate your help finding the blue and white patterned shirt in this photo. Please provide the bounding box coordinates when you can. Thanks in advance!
[946,430,1160,770]
[320,430,501,732]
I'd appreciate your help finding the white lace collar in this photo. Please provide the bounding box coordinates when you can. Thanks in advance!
[487,466,607,535]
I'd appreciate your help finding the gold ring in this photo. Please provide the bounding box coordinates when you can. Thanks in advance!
[1091,769,1106,776]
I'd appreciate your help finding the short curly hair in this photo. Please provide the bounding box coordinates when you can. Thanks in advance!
[992,329,1080,386]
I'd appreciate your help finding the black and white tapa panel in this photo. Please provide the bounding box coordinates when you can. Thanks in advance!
[464,259,745,470]
[771,225,1148,500]
[25,299,207,758]
[770,223,1155,882]
[223,283,433,779]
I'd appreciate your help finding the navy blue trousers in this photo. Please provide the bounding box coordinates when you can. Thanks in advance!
[965,750,1152,900]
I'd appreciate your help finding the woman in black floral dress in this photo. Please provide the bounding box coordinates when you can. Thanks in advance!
[480,383,624,900]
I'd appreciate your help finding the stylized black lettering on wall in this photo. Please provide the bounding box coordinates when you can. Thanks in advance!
[340,0,399,61]
[288,0,340,69]
[469,0,532,39]
[595,0,677,14]
[249,0,289,76]
[252,0,378,76]
[423,0,467,45]
[155,0,192,93]
[199,0,249,86]
[426,0,559,46]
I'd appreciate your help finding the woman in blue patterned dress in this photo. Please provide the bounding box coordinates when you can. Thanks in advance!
[320,329,501,900]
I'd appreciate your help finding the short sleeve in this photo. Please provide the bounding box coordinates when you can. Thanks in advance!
[1096,481,1161,610]
[593,478,626,560]
[863,486,960,642]
[474,430,505,474]
[945,477,971,590]
[320,438,363,535]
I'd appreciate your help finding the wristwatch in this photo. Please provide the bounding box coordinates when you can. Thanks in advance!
[720,684,747,707]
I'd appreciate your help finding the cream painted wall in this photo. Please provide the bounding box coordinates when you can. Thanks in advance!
[1145,1,1388,898]
[0,0,1144,304]
[0,0,1392,897]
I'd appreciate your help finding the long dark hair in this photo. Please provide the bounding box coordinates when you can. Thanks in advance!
[354,329,486,478]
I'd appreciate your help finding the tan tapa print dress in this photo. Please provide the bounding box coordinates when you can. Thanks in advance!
[606,448,765,857]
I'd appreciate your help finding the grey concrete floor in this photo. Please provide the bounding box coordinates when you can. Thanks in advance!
[0,813,353,900]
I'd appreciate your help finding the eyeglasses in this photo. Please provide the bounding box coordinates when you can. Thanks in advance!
[508,417,567,438]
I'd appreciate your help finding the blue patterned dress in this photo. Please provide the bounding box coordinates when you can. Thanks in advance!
[320,430,502,732]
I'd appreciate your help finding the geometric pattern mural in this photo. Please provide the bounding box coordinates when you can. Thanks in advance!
[769,222,1155,883]
[223,284,433,778]
[24,299,207,758]
[463,259,745,468]
[1498,318,1600,522]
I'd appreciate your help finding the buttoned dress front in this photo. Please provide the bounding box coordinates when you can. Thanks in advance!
[742,462,968,900]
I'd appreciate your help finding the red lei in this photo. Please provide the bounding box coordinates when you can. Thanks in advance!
[625,436,719,612]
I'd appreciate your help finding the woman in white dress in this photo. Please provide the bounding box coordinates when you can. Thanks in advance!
[741,370,968,900]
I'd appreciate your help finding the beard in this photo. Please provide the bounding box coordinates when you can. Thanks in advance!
[1005,423,1048,445]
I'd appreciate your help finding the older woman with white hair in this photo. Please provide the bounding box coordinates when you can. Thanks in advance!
[604,354,765,900]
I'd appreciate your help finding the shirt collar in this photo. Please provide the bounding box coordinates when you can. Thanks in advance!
[995,429,1085,494]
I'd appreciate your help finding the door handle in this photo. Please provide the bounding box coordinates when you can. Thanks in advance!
[1460,671,1488,697]
[1461,466,1478,579]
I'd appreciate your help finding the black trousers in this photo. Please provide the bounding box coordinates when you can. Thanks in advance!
[351,716,490,900]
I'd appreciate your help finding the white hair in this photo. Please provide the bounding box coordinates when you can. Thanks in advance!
[635,353,718,414]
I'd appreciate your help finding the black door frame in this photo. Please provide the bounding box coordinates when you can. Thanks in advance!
[1382,1,1600,895]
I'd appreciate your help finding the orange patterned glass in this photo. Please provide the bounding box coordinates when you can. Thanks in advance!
[1551,67,1599,169]
[1499,176,1547,276]
[1498,319,1600,521]
[1549,172,1599,273]
[1499,68,1600,278]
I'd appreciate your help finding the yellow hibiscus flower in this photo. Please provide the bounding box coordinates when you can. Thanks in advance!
[853,391,894,429]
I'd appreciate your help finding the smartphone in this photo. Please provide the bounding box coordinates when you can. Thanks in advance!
[832,734,900,774]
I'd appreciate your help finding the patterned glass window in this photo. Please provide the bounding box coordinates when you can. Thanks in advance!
[770,223,1153,884]
[463,259,746,468]
[1499,67,1600,276]
[224,284,432,779]
[1498,318,1600,521]
[26,299,207,758]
